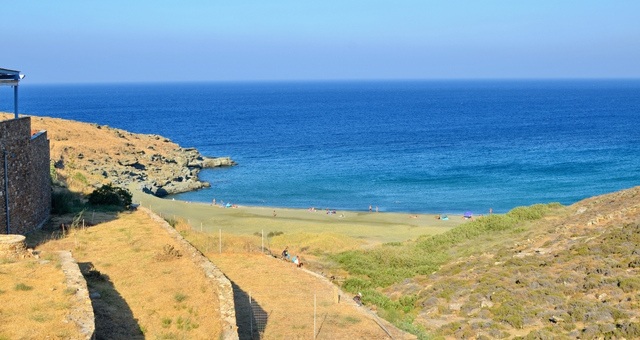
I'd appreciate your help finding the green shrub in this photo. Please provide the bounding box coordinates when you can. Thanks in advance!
[51,190,84,214]
[14,283,33,291]
[176,316,199,331]
[361,289,397,310]
[72,172,88,185]
[342,277,373,292]
[164,217,178,228]
[174,292,188,303]
[567,300,593,322]
[49,161,62,186]
[617,322,640,338]
[399,294,418,311]
[618,277,640,293]
[506,203,558,221]
[492,300,525,329]
[87,184,132,208]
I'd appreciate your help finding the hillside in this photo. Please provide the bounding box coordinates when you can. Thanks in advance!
[1,209,225,339]
[0,113,234,196]
[334,187,640,338]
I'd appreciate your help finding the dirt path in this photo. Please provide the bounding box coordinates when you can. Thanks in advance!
[209,253,415,339]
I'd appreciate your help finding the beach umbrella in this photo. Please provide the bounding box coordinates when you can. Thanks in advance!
[464,211,473,218]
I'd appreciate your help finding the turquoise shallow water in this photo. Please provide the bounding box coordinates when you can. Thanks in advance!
[6,80,640,214]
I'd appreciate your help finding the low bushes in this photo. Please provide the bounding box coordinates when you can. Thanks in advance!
[87,184,132,209]
[331,203,562,337]
[51,189,84,214]
[334,203,561,290]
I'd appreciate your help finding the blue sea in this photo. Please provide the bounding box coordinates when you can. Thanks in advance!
[2,80,639,214]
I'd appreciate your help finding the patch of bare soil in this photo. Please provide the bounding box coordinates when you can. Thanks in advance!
[208,253,414,339]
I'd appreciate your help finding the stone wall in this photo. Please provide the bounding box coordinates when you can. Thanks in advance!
[0,117,51,235]
[0,234,27,258]
[139,207,239,339]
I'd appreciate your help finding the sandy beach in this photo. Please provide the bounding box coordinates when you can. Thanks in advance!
[131,188,466,247]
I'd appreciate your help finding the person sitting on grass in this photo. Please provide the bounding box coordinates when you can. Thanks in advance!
[292,255,303,268]
[353,292,363,306]
[282,247,290,261]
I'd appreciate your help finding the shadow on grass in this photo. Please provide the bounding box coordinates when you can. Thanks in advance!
[231,279,269,340]
[79,262,143,340]
[25,209,128,249]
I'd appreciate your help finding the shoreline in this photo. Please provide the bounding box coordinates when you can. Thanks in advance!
[131,187,467,245]
[167,189,491,216]
[157,186,473,219]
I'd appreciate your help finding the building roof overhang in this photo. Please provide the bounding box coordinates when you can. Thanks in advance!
[0,68,24,86]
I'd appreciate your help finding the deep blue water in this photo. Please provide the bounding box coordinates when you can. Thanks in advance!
[2,80,639,214]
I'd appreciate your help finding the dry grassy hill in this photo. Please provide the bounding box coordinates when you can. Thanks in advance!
[382,187,640,338]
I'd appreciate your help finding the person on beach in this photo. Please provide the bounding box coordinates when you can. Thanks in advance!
[273,210,277,217]
[282,247,290,261]
[369,205,372,212]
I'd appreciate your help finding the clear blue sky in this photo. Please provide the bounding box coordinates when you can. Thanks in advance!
[4,1,640,83]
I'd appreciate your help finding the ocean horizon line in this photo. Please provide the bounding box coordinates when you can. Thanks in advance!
[17,77,640,87]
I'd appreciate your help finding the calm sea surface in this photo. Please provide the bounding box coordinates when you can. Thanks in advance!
[3,80,639,214]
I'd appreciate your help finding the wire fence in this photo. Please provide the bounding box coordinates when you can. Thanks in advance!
[145,208,397,339]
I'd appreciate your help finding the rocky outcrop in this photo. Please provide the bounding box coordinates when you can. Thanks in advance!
[18,114,237,197]
[85,145,236,197]
[63,142,236,197]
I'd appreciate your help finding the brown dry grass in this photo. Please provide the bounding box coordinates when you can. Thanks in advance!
[33,210,223,339]
[171,217,413,339]
[209,253,410,339]
[0,256,80,339]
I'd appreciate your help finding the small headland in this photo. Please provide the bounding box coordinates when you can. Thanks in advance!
[0,113,236,197]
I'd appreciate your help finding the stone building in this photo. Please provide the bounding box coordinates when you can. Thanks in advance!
[0,68,51,235]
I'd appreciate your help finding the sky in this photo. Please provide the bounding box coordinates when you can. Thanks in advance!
[3,1,640,84]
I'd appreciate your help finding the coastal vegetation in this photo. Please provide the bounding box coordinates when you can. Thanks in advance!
[332,203,563,336]
[87,183,133,209]
[336,203,561,288]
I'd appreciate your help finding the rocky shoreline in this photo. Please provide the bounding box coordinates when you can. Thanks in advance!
[17,114,237,197]
[113,147,236,197]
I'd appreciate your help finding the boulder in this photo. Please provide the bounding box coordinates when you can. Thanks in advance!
[202,157,237,168]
